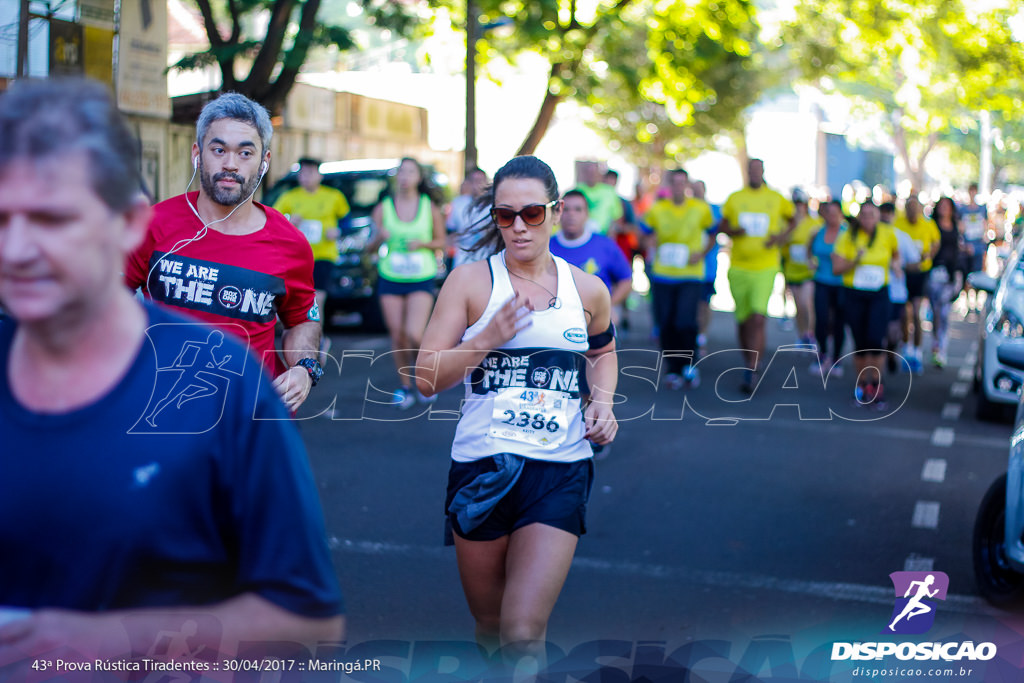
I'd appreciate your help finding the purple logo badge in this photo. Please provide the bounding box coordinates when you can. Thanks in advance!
[883,571,949,634]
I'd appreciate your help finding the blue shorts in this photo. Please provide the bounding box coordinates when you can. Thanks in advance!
[377,276,435,297]
[445,456,593,543]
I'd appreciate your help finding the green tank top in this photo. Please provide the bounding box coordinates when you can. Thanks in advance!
[379,195,437,283]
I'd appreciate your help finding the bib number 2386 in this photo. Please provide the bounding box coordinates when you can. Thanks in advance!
[490,388,571,449]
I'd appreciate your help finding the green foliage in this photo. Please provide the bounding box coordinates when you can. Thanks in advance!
[174,0,423,113]
[784,0,1024,185]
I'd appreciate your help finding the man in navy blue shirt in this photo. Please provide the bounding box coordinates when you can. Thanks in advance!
[0,79,343,667]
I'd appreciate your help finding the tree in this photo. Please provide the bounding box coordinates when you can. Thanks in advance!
[450,0,769,157]
[784,0,1024,191]
[578,0,774,185]
[172,0,421,114]
[942,113,1024,188]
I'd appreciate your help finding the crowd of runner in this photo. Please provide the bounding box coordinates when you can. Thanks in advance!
[4,76,1024,674]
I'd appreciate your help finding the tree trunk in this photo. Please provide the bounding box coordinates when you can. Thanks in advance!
[516,89,561,156]
[516,62,563,156]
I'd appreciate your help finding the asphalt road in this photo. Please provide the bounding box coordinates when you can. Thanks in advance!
[296,297,1024,682]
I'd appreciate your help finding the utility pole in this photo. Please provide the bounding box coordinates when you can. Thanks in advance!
[980,110,993,196]
[17,0,31,76]
[464,0,479,173]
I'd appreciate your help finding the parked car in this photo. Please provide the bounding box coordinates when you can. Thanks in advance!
[973,342,1024,606]
[970,244,1024,421]
[263,158,448,331]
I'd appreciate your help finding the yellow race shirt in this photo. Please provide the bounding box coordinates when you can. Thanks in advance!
[893,214,940,271]
[273,185,351,262]
[782,215,822,283]
[644,198,714,280]
[834,224,900,290]
[722,186,794,271]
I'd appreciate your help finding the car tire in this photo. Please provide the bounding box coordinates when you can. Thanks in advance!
[974,474,1024,608]
[976,386,1011,422]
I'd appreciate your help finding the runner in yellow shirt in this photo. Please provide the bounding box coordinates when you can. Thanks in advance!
[782,191,820,348]
[892,195,939,372]
[832,202,902,408]
[643,169,715,389]
[273,157,351,324]
[719,158,795,392]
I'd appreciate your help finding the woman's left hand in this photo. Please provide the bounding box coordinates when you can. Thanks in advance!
[584,401,617,445]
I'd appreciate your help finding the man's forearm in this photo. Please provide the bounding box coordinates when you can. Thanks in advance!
[281,321,322,368]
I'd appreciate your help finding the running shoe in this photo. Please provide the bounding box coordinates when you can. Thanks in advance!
[393,387,416,410]
[664,373,684,391]
[683,366,701,388]
[416,390,437,405]
[932,351,946,368]
[830,362,845,379]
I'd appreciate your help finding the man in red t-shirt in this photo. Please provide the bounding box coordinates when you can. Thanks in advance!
[125,93,322,411]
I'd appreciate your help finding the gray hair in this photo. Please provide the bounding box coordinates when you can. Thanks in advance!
[0,77,142,211]
[196,92,273,153]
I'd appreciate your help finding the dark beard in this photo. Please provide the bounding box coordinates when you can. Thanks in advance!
[199,163,260,206]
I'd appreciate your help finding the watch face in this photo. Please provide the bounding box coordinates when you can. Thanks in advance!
[298,358,323,385]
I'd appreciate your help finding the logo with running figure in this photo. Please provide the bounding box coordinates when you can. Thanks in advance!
[883,571,949,635]
[130,325,246,435]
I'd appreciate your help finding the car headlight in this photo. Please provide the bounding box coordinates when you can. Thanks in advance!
[994,309,1024,338]
[339,227,371,253]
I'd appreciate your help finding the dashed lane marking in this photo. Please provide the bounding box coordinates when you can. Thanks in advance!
[912,501,941,529]
[921,459,947,483]
[950,382,970,398]
[904,555,935,572]
[941,403,962,420]
[930,427,955,447]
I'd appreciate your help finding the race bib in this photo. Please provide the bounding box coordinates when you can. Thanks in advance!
[489,387,571,449]
[788,244,808,264]
[298,220,323,243]
[738,212,770,238]
[852,265,886,291]
[389,252,428,276]
[964,216,986,241]
[658,243,691,269]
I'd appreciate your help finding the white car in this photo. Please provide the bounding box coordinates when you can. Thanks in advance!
[972,249,1024,420]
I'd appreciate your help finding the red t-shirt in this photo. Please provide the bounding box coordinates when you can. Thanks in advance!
[125,193,318,376]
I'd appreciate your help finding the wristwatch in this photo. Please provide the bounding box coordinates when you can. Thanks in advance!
[295,358,323,387]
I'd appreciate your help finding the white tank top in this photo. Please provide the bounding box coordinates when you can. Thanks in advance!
[451,253,593,463]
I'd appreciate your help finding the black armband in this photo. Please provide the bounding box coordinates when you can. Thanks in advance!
[588,322,616,349]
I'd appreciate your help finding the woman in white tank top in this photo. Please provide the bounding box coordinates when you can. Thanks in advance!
[416,156,618,667]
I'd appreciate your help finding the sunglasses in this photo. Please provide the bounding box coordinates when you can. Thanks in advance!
[490,199,560,228]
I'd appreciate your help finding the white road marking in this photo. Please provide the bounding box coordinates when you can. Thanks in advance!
[950,382,970,398]
[921,459,947,483]
[931,427,955,447]
[329,537,991,614]
[958,366,974,381]
[941,403,962,420]
[750,418,1005,451]
[904,555,935,572]
[912,501,941,529]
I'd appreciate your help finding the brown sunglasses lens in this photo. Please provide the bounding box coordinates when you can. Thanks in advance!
[491,204,548,228]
